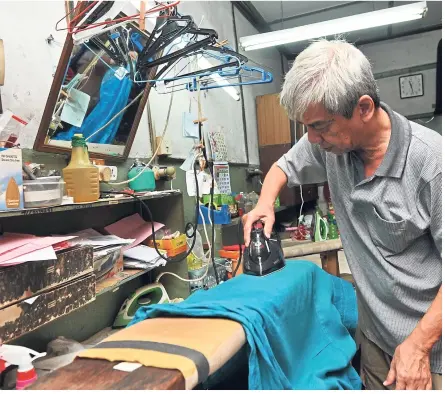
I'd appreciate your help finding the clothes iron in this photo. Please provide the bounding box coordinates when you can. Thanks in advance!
[314,207,328,242]
[113,283,170,328]
[243,221,285,276]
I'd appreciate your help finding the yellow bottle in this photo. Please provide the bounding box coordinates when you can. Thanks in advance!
[63,134,99,203]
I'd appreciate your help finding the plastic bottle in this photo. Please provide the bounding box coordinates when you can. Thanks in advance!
[62,134,99,203]
[237,192,246,216]
[0,344,46,390]
[128,158,155,192]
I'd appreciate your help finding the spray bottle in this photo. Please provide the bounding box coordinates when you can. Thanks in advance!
[0,344,46,390]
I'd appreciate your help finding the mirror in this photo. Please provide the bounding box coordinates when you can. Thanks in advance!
[34,6,155,161]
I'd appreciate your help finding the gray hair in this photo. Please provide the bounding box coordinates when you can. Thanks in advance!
[280,39,380,120]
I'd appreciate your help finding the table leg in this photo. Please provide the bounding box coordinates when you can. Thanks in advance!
[320,251,340,277]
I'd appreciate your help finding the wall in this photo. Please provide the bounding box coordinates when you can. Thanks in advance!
[286,30,442,133]
[0,1,284,165]
[233,7,285,165]
[358,30,442,121]
[147,2,284,164]
[0,1,283,224]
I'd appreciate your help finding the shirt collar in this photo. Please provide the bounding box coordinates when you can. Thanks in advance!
[374,102,412,178]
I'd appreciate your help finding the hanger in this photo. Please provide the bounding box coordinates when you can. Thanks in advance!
[186,65,273,92]
[135,44,247,85]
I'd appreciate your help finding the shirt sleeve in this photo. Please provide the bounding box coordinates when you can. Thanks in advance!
[418,173,442,256]
[276,133,328,187]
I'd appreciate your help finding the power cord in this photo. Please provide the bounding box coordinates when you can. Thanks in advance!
[232,217,243,277]
[103,155,220,286]
[200,132,219,285]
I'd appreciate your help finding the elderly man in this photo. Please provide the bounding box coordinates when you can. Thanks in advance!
[243,39,442,390]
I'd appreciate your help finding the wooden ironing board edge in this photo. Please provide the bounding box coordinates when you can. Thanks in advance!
[27,358,185,390]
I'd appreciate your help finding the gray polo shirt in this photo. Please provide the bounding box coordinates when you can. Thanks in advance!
[276,102,442,373]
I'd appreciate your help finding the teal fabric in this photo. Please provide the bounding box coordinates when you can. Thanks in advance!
[130,261,361,390]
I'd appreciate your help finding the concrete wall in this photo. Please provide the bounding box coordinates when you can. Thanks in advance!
[358,30,442,122]
[0,1,284,165]
[0,1,279,224]
[233,8,285,165]
[286,30,442,133]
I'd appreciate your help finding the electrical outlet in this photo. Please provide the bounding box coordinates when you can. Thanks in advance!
[156,136,172,155]
[95,165,118,181]
[109,166,118,181]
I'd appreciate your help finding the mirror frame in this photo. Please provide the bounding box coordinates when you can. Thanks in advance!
[34,8,152,162]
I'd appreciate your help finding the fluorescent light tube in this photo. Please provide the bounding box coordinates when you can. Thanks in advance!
[240,1,427,51]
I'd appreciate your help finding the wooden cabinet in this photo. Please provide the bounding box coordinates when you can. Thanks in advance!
[256,93,317,207]
[256,94,292,146]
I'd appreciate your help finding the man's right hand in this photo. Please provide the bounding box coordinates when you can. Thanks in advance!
[242,203,276,246]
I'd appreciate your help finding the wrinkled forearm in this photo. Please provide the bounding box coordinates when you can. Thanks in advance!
[409,286,442,352]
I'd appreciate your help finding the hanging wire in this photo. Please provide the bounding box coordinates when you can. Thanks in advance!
[56,1,181,33]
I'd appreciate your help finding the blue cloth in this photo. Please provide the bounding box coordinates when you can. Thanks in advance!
[130,261,361,390]
[54,68,133,144]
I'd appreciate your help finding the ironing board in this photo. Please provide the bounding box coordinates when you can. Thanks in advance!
[28,247,346,391]
[28,317,246,390]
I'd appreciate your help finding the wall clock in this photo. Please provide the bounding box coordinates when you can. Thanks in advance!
[399,74,424,99]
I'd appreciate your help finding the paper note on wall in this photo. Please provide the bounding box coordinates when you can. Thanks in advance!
[60,89,91,127]
[186,170,211,197]
[182,112,199,139]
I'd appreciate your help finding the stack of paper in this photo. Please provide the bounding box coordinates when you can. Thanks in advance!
[123,245,166,270]
[0,233,77,267]
[104,214,164,251]
[70,235,134,250]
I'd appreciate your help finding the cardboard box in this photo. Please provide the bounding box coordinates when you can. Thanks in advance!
[147,233,187,250]
[0,274,95,342]
[0,148,24,210]
[0,245,93,309]
[159,243,187,257]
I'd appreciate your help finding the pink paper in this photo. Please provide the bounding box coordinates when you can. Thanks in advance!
[0,233,36,256]
[0,246,57,267]
[0,233,77,264]
[104,213,164,251]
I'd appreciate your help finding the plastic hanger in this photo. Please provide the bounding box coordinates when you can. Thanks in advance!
[186,65,274,92]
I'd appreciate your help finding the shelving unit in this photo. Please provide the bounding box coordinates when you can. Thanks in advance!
[1,189,188,350]
[0,190,182,219]
[95,268,150,296]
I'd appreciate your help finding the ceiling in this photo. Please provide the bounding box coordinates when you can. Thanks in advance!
[241,1,442,56]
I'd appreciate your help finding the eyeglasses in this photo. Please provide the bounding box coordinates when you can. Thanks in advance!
[308,119,335,132]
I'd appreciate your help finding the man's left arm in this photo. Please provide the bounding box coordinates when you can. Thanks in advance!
[384,173,442,390]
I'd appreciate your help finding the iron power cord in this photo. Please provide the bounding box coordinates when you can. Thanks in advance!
[233,217,243,277]
[199,121,220,285]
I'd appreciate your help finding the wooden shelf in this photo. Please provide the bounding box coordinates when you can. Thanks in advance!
[0,190,182,219]
[95,268,151,296]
